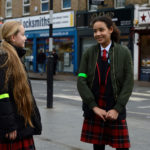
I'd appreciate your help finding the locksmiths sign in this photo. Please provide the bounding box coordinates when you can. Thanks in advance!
[5,11,74,31]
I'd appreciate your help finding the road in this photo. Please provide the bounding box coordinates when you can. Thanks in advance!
[31,79,150,150]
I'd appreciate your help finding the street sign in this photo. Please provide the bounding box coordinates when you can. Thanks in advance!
[89,0,104,5]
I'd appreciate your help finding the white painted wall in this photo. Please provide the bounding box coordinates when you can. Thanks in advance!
[133,4,139,80]
[133,33,139,80]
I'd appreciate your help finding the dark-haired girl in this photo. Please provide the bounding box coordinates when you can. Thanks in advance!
[77,16,133,150]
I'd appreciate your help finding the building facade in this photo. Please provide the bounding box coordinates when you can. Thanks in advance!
[133,3,150,81]
[1,0,150,79]
[0,0,87,74]
[0,0,3,28]
[77,0,150,81]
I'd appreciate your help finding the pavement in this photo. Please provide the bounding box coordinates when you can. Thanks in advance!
[30,72,150,150]
[28,71,150,87]
[28,72,77,81]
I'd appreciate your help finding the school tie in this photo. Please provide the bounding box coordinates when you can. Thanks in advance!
[102,49,107,61]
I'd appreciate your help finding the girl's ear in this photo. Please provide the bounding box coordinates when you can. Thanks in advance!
[110,26,113,34]
[10,35,16,43]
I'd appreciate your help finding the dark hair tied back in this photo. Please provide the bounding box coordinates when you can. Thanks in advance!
[91,16,120,43]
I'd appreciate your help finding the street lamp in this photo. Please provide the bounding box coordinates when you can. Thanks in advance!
[47,0,54,108]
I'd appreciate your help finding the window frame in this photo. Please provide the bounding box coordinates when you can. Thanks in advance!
[23,0,30,16]
[114,0,125,8]
[41,0,49,13]
[61,0,71,10]
[5,0,12,18]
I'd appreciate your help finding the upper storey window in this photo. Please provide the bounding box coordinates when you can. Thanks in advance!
[6,0,12,18]
[41,0,49,12]
[62,0,71,10]
[114,0,125,8]
[23,0,30,15]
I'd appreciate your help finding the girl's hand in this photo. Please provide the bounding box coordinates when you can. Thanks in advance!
[5,130,17,140]
[93,107,107,121]
[106,109,119,120]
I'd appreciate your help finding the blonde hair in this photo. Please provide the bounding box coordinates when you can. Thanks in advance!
[0,21,33,127]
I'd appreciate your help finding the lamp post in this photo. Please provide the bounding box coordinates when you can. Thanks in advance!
[47,0,53,108]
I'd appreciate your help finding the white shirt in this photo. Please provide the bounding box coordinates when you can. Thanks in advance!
[100,41,112,58]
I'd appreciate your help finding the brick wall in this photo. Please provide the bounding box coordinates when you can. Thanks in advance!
[54,0,87,12]
[0,0,149,20]
[126,0,148,5]
[0,0,2,17]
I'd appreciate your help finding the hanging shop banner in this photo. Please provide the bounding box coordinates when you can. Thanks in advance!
[77,6,133,28]
[5,11,74,31]
[139,10,150,25]
[89,0,104,5]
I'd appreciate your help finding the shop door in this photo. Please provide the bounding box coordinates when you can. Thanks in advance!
[54,37,74,73]
[140,34,150,81]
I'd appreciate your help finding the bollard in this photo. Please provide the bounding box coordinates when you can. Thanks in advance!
[47,53,53,108]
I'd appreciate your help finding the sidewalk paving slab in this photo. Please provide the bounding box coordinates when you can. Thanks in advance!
[34,98,150,150]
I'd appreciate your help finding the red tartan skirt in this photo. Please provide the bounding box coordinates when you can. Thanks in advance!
[0,136,35,150]
[81,94,130,148]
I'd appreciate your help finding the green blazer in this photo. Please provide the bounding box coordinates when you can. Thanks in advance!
[77,42,134,113]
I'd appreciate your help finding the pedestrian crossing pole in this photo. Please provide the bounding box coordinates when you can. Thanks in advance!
[47,0,53,108]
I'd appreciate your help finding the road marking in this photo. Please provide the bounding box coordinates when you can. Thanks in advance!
[129,97,149,102]
[137,106,150,109]
[36,94,82,101]
[129,91,150,102]
[53,94,82,101]
[128,111,150,116]
[36,91,150,102]
[132,92,150,97]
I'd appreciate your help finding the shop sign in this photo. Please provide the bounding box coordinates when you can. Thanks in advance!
[139,10,150,25]
[5,11,74,31]
[25,30,72,38]
[88,8,133,27]
[38,31,70,37]
[77,7,133,28]
[89,0,104,5]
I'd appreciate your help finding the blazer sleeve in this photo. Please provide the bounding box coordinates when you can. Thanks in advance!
[114,47,134,113]
[77,50,97,109]
[0,52,17,136]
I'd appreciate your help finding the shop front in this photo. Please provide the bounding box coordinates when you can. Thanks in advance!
[133,5,150,81]
[25,27,77,74]
[6,11,77,74]
[76,5,134,70]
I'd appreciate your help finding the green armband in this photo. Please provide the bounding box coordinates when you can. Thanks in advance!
[0,93,9,99]
[78,73,87,78]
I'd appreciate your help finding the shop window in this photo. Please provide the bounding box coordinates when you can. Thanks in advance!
[61,0,71,10]
[41,0,49,13]
[23,0,30,15]
[54,37,74,72]
[114,0,125,8]
[6,0,12,18]
[24,39,33,71]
